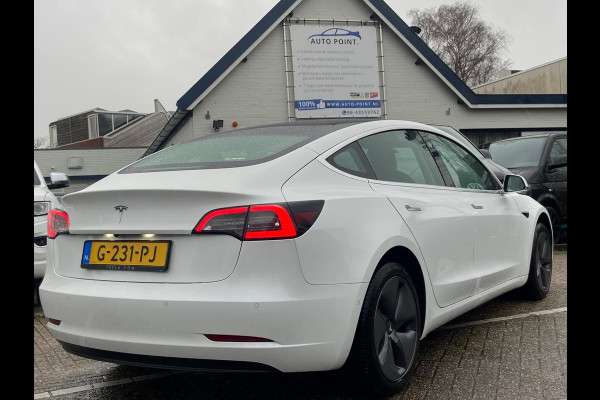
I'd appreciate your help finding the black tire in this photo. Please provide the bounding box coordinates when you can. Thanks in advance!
[346,262,421,396]
[522,223,553,300]
[545,205,561,244]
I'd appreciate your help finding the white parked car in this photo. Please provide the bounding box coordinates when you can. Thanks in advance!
[34,161,69,282]
[40,120,552,395]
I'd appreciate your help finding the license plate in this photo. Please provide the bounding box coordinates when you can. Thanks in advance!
[81,240,171,272]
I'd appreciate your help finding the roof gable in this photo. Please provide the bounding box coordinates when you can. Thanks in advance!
[145,0,566,157]
[176,0,566,111]
[176,0,300,111]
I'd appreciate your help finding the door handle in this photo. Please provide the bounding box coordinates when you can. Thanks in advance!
[471,204,483,209]
[405,205,422,212]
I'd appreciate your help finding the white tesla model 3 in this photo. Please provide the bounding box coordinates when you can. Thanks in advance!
[40,120,552,395]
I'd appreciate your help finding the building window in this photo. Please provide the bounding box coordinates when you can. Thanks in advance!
[113,114,127,130]
[98,113,113,136]
[127,114,141,123]
[49,125,58,147]
[88,114,98,139]
[95,113,144,137]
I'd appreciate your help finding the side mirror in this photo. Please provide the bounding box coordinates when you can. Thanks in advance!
[548,155,567,170]
[479,148,492,159]
[503,174,531,196]
[48,171,70,189]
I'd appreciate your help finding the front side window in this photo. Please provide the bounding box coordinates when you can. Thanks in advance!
[549,137,567,173]
[429,125,483,160]
[357,130,445,186]
[427,133,498,190]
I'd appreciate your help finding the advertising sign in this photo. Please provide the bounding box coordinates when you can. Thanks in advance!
[290,25,381,118]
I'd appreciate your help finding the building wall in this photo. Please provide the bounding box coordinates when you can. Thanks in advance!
[55,112,94,146]
[163,0,566,147]
[473,58,567,95]
[187,23,289,141]
[34,147,146,195]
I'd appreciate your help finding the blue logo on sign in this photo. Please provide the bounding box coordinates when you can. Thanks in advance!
[307,28,362,40]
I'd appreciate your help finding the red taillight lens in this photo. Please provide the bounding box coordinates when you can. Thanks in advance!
[193,201,324,241]
[48,209,69,239]
[194,207,248,239]
[245,205,297,240]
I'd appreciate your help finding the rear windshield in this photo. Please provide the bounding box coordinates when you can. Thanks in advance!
[488,137,546,168]
[120,123,353,174]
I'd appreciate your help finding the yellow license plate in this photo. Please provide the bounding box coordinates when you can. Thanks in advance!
[81,240,171,271]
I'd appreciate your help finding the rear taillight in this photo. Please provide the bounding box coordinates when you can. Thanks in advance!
[48,209,69,239]
[193,201,324,240]
[245,205,297,239]
[194,206,248,239]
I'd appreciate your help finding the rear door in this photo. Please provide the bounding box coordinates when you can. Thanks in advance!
[355,129,477,308]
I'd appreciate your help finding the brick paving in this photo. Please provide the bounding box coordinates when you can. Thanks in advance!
[34,250,567,399]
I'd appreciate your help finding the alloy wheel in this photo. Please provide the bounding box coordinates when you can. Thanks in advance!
[535,229,552,291]
[373,276,418,381]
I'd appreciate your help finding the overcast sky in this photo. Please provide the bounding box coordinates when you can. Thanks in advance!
[33,0,567,142]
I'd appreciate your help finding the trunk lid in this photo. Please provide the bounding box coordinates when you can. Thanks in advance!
[53,150,315,283]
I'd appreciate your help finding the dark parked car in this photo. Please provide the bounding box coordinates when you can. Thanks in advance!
[428,125,512,182]
[486,133,567,242]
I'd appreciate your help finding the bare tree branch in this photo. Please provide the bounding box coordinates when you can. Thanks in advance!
[408,1,512,87]
[34,136,50,149]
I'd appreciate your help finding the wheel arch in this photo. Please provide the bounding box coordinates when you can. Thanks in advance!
[537,193,561,216]
[376,246,426,335]
[537,209,553,242]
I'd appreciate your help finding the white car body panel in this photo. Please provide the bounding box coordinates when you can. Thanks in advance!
[370,182,476,307]
[281,159,420,285]
[62,148,318,235]
[469,191,528,295]
[40,120,549,375]
[42,239,368,372]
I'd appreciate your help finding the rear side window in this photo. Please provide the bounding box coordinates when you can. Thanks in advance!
[120,124,353,174]
[326,143,373,179]
[357,130,446,186]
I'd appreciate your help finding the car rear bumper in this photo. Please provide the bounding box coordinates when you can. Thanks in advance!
[40,240,368,373]
[34,241,48,279]
[34,258,46,279]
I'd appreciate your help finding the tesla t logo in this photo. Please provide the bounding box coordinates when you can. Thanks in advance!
[115,205,128,223]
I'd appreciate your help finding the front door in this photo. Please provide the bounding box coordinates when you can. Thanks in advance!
[424,130,526,294]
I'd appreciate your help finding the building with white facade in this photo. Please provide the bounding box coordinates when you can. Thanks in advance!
[145,0,566,155]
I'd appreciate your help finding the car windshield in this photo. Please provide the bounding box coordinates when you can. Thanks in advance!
[121,123,354,174]
[429,125,483,159]
[34,167,41,186]
[488,137,547,168]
